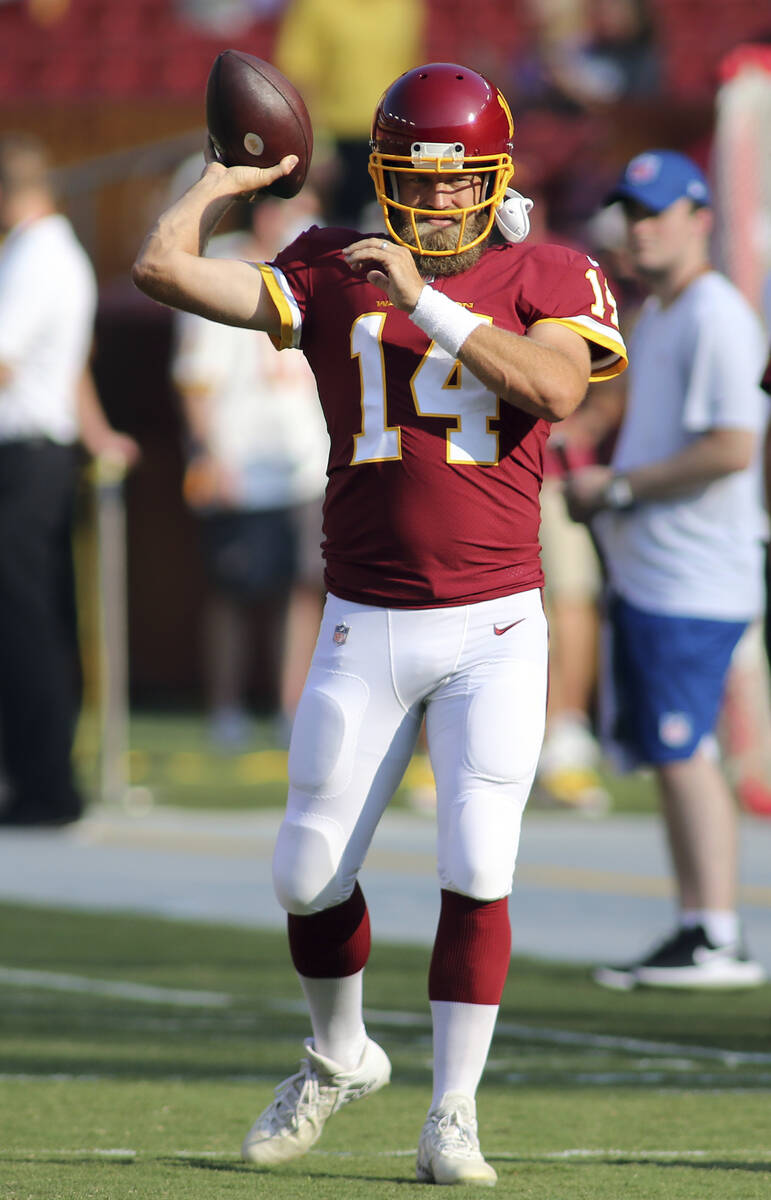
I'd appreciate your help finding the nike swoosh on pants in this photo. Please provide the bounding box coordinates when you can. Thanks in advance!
[493,620,525,636]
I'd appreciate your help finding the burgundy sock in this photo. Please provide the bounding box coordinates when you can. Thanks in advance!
[287,882,371,978]
[428,889,511,1004]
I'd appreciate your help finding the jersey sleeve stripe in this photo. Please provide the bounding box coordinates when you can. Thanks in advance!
[531,315,628,381]
[257,264,302,350]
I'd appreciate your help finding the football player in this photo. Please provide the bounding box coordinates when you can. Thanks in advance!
[134,63,627,1187]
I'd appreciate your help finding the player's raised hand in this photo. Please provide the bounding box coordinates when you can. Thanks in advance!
[342,237,425,313]
[204,137,299,198]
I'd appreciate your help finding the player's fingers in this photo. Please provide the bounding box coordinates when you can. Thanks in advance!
[225,155,299,201]
[247,155,298,186]
[343,237,392,259]
[277,153,299,176]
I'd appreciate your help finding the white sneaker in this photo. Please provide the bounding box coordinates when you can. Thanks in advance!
[416,1092,497,1187]
[241,1037,391,1165]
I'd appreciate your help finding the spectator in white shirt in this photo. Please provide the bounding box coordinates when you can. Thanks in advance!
[0,133,138,825]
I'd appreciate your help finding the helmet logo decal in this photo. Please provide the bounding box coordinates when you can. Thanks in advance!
[496,92,514,141]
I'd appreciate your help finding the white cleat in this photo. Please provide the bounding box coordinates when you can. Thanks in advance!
[416,1092,497,1187]
[241,1036,391,1165]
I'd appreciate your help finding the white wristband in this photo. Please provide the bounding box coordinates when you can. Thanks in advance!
[409,285,486,359]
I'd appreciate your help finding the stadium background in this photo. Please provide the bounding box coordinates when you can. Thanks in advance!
[1,0,768,719]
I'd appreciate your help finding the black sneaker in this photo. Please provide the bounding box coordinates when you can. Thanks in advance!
[593,925,766,991]
[0,802,83,827]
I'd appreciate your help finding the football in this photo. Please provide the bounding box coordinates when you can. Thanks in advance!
[205,49,313,198]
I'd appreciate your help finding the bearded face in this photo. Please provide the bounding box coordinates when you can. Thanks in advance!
[394,207,490,277]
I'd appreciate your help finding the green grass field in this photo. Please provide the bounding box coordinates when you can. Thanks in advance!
[2,901,770,1199]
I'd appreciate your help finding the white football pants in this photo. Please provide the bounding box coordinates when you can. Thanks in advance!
[273,588,548,914]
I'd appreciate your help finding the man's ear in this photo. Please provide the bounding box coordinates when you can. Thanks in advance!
[694,205,714,238]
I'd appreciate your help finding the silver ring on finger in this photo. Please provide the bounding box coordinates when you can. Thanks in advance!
[380,240,388,250]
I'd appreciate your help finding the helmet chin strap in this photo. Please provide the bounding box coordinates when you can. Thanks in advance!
[494,188,534,243]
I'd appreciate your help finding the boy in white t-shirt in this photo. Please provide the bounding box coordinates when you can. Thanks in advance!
[566,150,768,990]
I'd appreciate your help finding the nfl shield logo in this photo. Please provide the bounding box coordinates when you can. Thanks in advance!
[333,622,350,645]
[659,711,692,748]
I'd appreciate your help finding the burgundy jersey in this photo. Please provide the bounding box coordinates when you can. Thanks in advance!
[261,227,627,608]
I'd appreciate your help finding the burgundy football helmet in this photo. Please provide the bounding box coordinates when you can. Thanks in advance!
[368,62,515,256]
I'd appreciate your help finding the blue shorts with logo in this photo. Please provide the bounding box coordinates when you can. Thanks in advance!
[602,593,747,767]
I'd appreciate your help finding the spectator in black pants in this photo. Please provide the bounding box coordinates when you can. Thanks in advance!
[0,135,138,826]
[0,441,82,822]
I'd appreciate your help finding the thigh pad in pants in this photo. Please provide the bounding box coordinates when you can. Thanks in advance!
[273,600,419,915]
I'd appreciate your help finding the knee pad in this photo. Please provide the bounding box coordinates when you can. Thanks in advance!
[272,812,349,915]
[439,785,527,900]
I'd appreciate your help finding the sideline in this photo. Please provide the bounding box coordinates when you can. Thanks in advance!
[1,807,770,967]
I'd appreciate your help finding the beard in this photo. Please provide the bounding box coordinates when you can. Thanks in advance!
[395,209,489,277]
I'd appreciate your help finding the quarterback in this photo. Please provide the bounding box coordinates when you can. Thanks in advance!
[134,63,626,1186]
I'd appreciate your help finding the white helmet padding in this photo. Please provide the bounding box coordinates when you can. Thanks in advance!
[494,188,534,243]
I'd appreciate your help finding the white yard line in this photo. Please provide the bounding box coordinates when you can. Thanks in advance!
[0,1148,137,1158]
[0,966,231,1007]
[359,1004,771,1066]
[493,1019,771,1066]
[4,1146,771,1162]
[3,965,770,1068]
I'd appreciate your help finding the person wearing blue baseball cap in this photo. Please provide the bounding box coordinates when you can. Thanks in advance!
[605,149,711,212]
[565,147,769,991]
